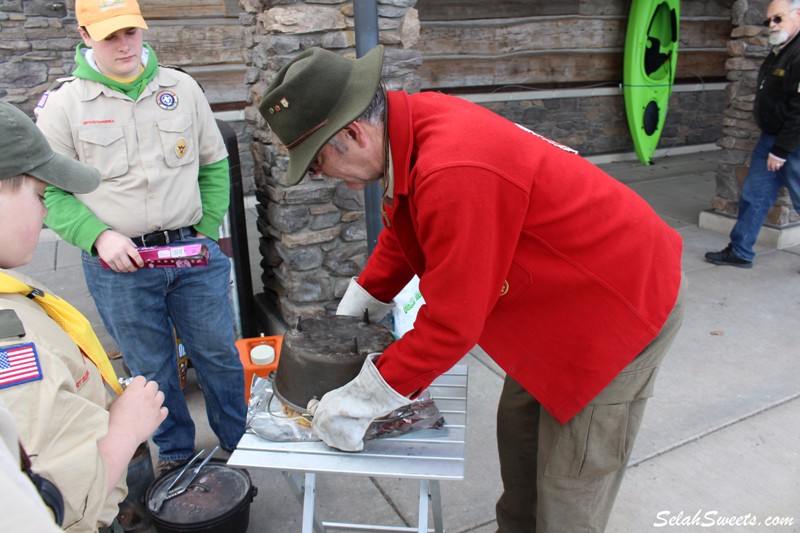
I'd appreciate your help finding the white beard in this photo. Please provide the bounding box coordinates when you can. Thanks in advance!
[769,30,789,46]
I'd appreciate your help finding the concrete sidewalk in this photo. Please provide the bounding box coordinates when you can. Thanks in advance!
[15,149,800,532]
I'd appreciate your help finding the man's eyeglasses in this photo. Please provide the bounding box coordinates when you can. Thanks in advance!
[763,15,783,27]
[306,154,323,178]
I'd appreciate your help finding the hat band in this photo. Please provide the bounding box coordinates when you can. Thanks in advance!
[286,119,329,149]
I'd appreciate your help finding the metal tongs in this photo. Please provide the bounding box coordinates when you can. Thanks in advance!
[150,445,219,513]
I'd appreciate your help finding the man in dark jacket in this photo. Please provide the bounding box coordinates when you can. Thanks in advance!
[706,0,800,268]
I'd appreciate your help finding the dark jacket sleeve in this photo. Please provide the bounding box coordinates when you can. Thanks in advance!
[772,59,800,158]
[755,38,800,158]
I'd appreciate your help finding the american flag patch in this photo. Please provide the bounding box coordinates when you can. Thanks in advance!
[0,343,43,389]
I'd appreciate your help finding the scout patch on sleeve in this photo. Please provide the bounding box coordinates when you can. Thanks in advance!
[0,342,43,389]
[36,76,75,109]
[35,92,48,109]
[0,309,26,339]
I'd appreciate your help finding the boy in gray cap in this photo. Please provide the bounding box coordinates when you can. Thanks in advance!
[0,100,167,532]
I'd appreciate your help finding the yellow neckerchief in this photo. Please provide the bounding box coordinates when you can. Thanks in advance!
[0,272,122,395]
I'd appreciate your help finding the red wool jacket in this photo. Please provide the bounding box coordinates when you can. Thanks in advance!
[360,91,683,423]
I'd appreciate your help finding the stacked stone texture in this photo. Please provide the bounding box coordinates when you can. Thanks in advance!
[0,1,77,113]
[241,0,420,323]
[715,0,799,224]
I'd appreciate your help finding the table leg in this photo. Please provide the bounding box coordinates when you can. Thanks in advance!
[430,481,444,533]
[282,472,325,533]
[302,473,317,533]
[417,480,429,533]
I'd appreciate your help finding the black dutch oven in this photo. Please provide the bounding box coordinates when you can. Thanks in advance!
[145,460,257,533]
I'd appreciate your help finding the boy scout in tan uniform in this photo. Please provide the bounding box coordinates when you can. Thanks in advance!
[35,67,227,240]
[0,100,167,532]
[0,398,62,532]
[35,0,246,472]
[0,273,125,530]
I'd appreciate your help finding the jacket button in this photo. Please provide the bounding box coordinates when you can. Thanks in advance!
[500,280,509,296]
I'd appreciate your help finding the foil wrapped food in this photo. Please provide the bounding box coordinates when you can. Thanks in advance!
[246,374,445,443]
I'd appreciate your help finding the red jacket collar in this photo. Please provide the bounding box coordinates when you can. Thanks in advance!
[386,91,412,198]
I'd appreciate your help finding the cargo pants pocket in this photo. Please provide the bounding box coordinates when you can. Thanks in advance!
[543,365,657,480]
[544,402,634,479]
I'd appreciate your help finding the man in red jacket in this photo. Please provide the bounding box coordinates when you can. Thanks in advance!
[261,46,685,532]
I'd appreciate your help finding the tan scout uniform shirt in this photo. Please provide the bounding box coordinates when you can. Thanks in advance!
[0,398,62,532]
[35,68,228,237]
[0,270,123,533]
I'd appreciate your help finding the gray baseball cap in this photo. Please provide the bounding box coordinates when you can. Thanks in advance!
[0,101,100,193]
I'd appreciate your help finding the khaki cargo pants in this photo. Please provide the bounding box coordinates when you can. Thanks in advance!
[495,278,686,533]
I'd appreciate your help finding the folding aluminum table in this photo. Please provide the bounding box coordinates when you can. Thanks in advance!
[228,364,468,533]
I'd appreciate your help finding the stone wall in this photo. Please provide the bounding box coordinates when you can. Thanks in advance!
[0,1,75,110]
[715,0,799,225]
[241,0,421,326]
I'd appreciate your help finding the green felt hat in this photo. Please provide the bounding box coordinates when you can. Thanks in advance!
[259,46,384,185]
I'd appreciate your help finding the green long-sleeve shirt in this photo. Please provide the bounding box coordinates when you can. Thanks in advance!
[38,43,230,253]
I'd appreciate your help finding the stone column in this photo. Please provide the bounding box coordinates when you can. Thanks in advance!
[705,0,800,243]
[241,0,420,330]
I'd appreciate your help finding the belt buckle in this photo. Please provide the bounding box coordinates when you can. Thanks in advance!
[161,230,172,245]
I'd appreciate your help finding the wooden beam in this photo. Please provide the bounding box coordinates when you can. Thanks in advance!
[139,0,231,19]
[145,23,244,66]
[416,0,582,21]
[418,50,727,90]
[418,17,730,54]
[182,66,248,106]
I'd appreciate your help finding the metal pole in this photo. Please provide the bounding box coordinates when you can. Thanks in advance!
[353,0,383,255]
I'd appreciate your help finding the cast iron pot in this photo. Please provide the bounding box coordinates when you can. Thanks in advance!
[145,460,257,533]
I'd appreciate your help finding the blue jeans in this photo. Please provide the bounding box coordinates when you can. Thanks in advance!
[730,133,800,261]
[83,236,246,461]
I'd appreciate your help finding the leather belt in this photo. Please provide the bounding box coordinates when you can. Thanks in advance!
[131,227,196,247]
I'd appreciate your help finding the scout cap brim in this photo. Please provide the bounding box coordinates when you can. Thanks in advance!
[0,101,100,194]
[259,46,385,186]
[85,15,148,41]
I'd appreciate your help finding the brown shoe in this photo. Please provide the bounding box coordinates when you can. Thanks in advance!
[157,459,188,476]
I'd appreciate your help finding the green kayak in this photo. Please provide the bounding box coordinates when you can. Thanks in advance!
[623,0,680,165]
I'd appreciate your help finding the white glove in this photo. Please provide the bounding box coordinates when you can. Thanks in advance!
[336,277,394,322]
[308,354,410,452]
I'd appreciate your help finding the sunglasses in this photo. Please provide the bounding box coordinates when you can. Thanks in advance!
[763,15,784,27]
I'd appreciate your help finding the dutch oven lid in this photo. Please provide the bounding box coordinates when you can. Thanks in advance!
[146,463,250,524]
